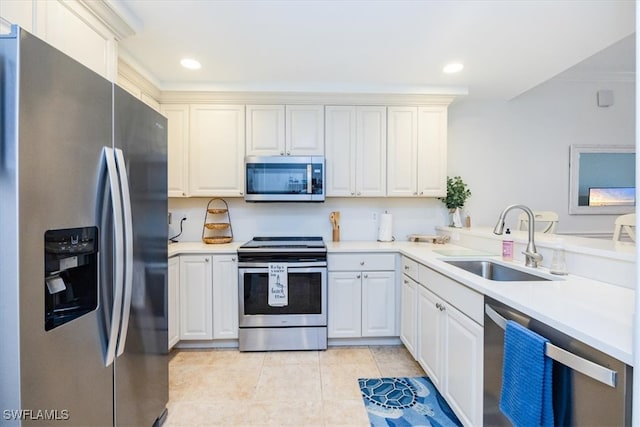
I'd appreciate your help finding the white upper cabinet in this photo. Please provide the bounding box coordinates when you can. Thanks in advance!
[246,104,324,156]
[246,105,285,156]
[325,106,386,197]
[189,104,245,197]
[417,106,448,196]
[387,106,447,197]
[161,104,190,197]
[285,105,325,155]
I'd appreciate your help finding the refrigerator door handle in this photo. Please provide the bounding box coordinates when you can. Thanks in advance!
[115,148,134,357]
[103,147,125,367]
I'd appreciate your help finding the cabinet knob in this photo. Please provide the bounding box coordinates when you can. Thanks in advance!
[364,274,368,279]
[239,192,244,196]
[357,274,361,279]
[420,191,424,195]
[280,151,284,155]
[231,257,236,262]
[360,261,365,266]
[357,192,361,196]
[205,258,209,262]
[403,279,409,284]
[351,192,355,196]
[413,192,418,196]
[404,265,410,270]
[286,151,291,155]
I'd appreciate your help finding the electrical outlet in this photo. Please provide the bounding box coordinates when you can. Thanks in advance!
[372,212,378,222]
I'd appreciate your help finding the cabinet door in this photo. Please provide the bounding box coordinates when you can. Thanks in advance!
[387,106,418,197]
[328,272,362,338]
[356,106,387,197]
[444,305,484,427]
[246,105,285,156]
[286,105,324,155]
[161,104,189,197]
[168,256,180,349]
[325,106,357,196]
[361,271,396,337]
[400,275,417,357]
[211,255,239,340]
[36,0,117,80]
[417,286,443,388]
[179,255,213,340]
[417,106,447,197]
[189,105,245,197]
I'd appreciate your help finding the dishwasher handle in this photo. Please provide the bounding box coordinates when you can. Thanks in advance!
[485,304,617,388]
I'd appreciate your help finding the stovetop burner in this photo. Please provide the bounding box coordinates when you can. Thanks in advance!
[239,236,326,250]
[237,236,327,262]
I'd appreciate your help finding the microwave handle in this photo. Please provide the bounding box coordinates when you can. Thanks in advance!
[307,164,312,194]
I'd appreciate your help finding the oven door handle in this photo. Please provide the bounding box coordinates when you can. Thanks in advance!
[238,262,327,269]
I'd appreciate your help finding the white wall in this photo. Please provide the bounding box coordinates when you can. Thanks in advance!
[447,76,635,235]
[169,197,448,243]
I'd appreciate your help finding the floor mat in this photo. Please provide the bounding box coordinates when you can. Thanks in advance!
[358,377,463,426]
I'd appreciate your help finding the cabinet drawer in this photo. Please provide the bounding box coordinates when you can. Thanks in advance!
[401,256,419,281]
[419,265,483,325]
[328,253,396,271]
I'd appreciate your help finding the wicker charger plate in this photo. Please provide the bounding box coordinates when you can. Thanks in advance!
[204,222,230,230]
[207,208,228,214]
[203,236,232,244]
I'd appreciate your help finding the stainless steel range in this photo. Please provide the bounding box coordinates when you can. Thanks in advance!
[237,236,327,351]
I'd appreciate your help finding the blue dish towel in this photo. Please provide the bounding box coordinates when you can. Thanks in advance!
[499,320,554,427]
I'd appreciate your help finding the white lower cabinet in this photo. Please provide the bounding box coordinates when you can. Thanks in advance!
[328,253,397,339]
[327,272,362,338]
[328,271,396,338]
[400,274,418,358]
[179,255,213,340]
[416,267,483,427]
[175,254,239,343]
[211,255,239,339]
[168,256,180,349]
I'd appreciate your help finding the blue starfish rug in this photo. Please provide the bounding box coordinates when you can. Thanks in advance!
[358,377,463,427]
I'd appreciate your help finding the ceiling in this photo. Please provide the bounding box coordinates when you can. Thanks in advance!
[108,0,635,100]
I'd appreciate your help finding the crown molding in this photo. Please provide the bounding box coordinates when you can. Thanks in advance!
[78,0,135,40]
[159,90,458,106]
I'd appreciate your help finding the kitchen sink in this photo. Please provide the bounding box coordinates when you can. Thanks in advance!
[443,260,552,281]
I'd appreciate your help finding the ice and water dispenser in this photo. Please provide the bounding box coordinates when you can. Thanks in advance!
[44,227,98,331]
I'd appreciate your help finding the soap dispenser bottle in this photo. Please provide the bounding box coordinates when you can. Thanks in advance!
[502,228,514,261]
[550,238,568,275]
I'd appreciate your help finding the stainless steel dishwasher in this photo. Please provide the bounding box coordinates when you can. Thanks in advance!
[484,296,632,426]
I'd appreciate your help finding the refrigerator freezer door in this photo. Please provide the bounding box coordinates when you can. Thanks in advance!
[0,28,114,425]
[113,86,168,426]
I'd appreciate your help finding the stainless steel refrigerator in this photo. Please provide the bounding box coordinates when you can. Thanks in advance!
[0,25,168,426]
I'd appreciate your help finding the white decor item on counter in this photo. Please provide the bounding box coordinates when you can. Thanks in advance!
[268,263,288,307]
[451,207,463,228]
[378,212,394,242]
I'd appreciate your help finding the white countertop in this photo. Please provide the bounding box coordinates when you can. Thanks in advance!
[168,238,634,365]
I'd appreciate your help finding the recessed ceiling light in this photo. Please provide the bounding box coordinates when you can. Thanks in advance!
[180,58,201,70]
[443,63,464,74]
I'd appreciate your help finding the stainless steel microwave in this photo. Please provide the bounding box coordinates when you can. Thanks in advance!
[244,156,325,202]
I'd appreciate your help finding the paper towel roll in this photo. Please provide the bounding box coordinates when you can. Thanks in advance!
[378,213,393,242]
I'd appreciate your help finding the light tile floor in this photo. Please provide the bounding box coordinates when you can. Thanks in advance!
[166,346,425,426]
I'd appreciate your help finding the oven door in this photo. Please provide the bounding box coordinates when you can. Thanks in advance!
[238,265,327,328]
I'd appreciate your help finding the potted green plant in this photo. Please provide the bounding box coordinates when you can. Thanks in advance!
[438,176,471,227]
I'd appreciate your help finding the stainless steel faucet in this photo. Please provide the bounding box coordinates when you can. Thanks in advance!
[493,204,543,267]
